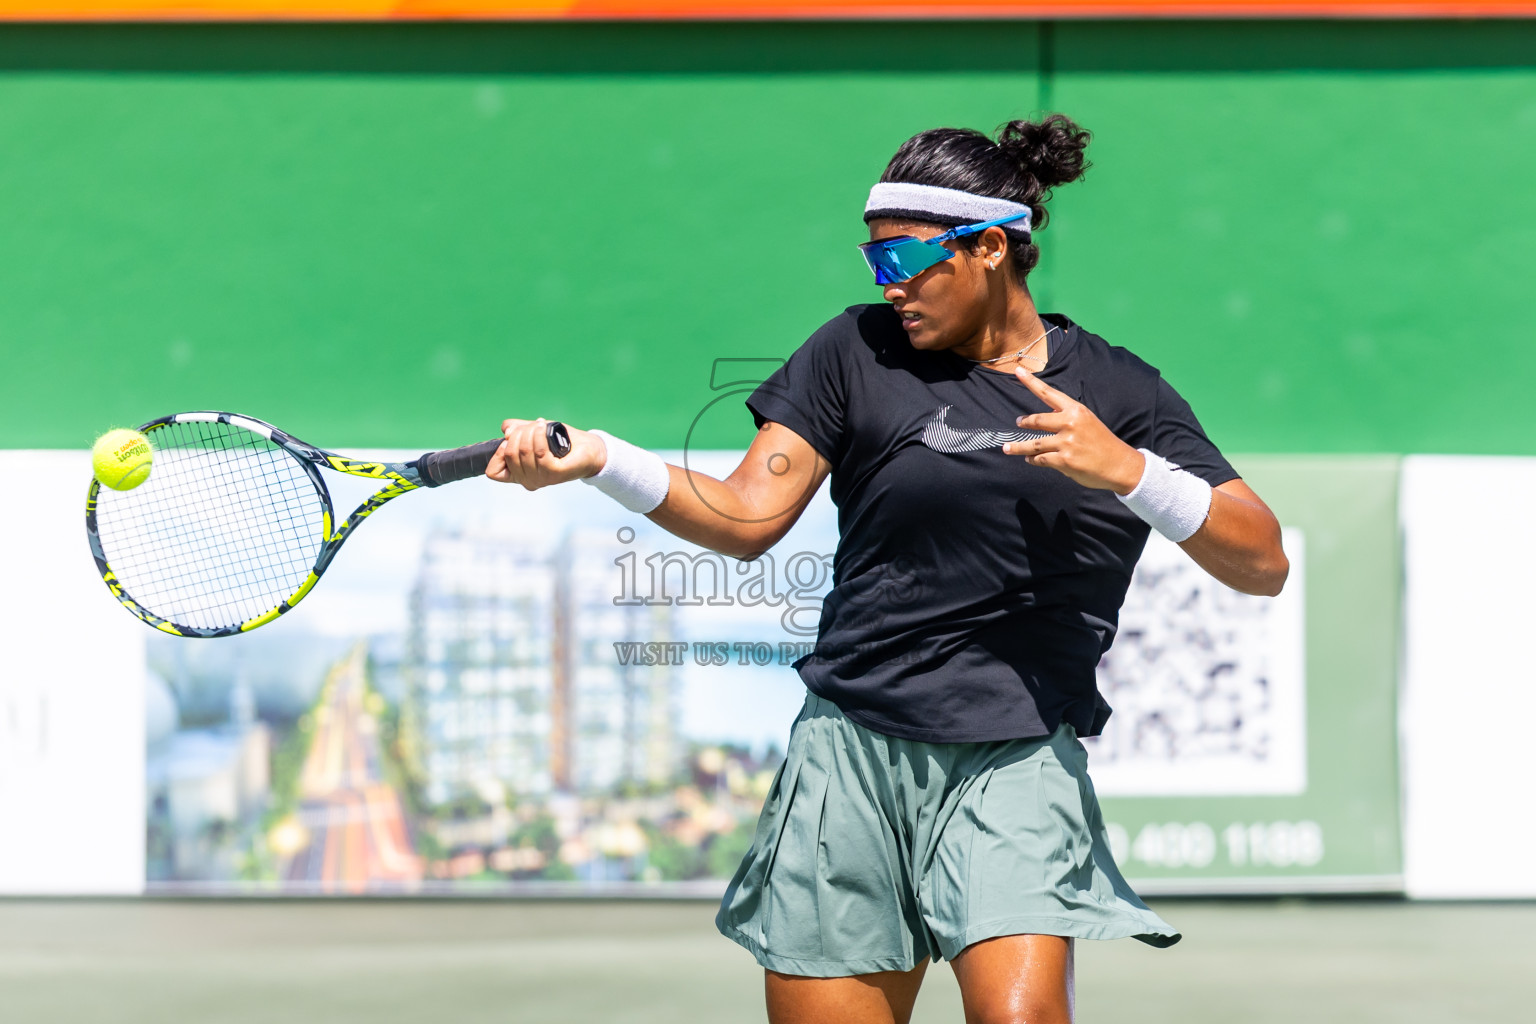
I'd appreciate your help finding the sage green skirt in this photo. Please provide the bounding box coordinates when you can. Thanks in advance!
[715,692,1179,978]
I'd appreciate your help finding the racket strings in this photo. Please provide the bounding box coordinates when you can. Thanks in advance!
[99,426,319,627]
[132,423,320,615]
[98,431,316,623]
[94,420,327,631]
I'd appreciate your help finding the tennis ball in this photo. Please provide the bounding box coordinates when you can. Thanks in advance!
[93,428,154,491]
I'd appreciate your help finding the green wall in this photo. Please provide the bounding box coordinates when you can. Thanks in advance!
[1045,22,1536,456]
[1,21,1532,453]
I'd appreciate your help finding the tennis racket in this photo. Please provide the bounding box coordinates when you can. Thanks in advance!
[85,411,571,638]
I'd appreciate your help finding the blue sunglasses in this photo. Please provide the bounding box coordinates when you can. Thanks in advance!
[858,212,1031,285]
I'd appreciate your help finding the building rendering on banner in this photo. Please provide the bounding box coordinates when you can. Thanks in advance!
[403,527,679,807]
[403,531,558,805]
[146,674,271,882]
[556,528,680,794]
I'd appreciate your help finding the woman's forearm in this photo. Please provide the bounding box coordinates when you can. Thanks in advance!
[644,466,770,559]
[645,424,831,561]
[1178,482,1289,597]
[488,418,829,560]
[648,463,822,560]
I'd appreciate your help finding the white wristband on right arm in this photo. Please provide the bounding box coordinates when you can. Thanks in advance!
[582,430,670,514]
[1116,448,1212,543]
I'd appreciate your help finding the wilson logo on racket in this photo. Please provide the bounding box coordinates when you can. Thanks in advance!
[84,411,571,638]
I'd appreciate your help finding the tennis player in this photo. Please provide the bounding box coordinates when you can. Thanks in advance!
[489,114,1288,1024]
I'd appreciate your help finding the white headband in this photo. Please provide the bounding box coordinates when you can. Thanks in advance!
[864,182,1032,239]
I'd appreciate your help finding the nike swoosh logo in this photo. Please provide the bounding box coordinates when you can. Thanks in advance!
[919,405,1050,454]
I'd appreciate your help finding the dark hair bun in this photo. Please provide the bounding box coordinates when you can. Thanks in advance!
[996,114,1091,195]
[876,113,1092,279]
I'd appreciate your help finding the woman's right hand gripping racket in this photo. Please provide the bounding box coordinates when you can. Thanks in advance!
[85,413,571,637]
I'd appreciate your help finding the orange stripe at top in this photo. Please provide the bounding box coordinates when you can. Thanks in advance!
[0,1,399,16]
[1,0,1534,20]
[558,0,1536,15]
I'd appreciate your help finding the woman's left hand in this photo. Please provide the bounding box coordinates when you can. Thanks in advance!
[1007,370,1289,596]
[1003,368,1146,494]
[487,417,606,490]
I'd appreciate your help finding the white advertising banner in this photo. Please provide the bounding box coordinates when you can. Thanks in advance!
[0,452,145,894]
[1401,456,1536,899]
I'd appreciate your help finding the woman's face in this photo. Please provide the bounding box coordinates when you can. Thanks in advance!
[866,218,1004,352]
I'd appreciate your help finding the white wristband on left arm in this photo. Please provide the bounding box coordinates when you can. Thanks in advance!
[581,430,670,514]
[1116,448,1213,542]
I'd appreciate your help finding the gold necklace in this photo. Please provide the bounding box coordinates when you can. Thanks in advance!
[971,324,1056,367]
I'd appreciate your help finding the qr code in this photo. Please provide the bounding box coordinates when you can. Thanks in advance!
[1083,529,1306,796]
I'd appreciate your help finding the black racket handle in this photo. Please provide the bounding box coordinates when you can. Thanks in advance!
[416,421,571,487]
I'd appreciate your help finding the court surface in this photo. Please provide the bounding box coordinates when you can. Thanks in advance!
[2,898,1531,1022]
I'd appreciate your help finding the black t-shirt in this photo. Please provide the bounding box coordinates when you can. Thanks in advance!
[748,304,1239,743]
